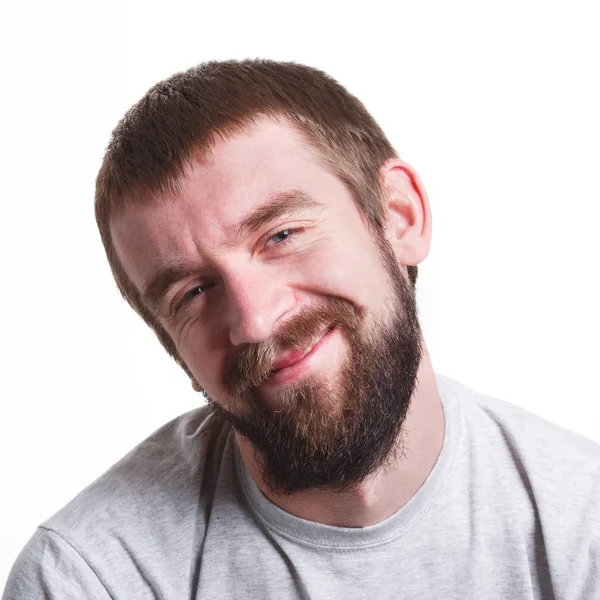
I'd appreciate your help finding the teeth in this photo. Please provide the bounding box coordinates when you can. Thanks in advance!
[300,342,316,359]
[271,325,334,376]
[299,328,328,359]
[303,332,324,355]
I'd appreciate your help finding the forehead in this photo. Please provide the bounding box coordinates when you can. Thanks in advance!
[109,116,351,291]
[184,116,325,213]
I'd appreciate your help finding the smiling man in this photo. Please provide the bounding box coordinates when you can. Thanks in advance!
[4,60,599,599]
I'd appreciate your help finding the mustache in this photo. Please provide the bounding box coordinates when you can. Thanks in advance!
[223,298,361,394]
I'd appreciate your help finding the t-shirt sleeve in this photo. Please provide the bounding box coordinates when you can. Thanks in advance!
[2,528,112,600]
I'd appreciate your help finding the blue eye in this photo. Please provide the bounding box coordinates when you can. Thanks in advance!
[179,283,214,308]
[265,228,302,248]
[183,286,204,302]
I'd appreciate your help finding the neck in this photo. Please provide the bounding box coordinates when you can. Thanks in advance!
[235,350,445,528]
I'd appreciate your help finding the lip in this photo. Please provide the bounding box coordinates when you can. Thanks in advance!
[271,326,332,371]
[261,325,337,388]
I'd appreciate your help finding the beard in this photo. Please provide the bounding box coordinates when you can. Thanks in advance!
[205,236,423,496]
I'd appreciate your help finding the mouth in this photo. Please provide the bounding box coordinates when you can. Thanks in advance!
[263,324,337,386]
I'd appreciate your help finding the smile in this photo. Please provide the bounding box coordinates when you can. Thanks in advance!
[261,325,337,388]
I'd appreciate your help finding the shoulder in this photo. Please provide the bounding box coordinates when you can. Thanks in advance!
[3,528,112,599]
[45,404,231,538]
[439,374,600,594]
[448,375,600,474]
[5,405,233,597]
[438,373,600,519]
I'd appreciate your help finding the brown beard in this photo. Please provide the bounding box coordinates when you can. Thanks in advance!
[206,238,423,496]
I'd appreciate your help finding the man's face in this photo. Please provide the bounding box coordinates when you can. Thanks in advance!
[111,116,423,495]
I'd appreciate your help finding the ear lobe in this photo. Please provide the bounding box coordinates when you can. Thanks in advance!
[380,159,432,266]
[191,379,202,392]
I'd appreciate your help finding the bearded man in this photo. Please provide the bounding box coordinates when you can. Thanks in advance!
[4,59,599,600]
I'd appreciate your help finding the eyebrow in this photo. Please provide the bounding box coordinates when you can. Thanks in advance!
[227,190,323,242]
[141,190,324,315]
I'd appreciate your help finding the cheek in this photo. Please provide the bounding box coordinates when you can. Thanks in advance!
[174,323,230,393]
[303,238,389,308]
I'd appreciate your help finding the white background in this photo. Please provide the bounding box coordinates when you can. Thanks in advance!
[1,0,599,589]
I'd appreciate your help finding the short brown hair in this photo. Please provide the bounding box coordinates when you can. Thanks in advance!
[95,59,418,379]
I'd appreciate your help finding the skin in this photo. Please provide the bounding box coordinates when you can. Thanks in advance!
[111,115,445,527]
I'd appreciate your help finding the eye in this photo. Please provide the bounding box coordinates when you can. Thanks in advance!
[264,227,303,248]
[178,282,215,309]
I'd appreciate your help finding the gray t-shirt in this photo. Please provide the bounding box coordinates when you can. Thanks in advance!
[3,374,600,599]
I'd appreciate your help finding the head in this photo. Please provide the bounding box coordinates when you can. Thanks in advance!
[97,60,431,495]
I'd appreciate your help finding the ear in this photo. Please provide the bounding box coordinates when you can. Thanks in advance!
[380,159,432,267]
[191,379,202,392]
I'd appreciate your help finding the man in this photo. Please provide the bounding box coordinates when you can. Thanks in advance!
[4,59,599,599]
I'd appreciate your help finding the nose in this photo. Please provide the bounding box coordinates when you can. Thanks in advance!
[224,265,296,346]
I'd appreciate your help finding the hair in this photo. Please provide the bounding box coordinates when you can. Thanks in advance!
[94,59,418,380]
